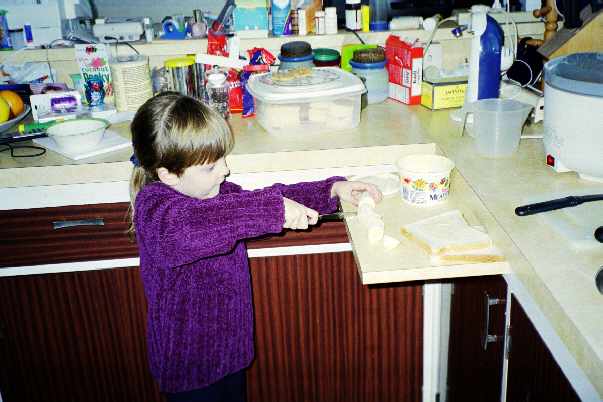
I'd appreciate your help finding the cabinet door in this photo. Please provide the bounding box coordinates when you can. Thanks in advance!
[248,251,424,402]
[506,295,580,402]
[0,267,163,402]
[447,275,507,402]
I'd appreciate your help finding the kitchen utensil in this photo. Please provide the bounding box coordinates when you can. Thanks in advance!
[515,194,603,216]
[318,211,354,221]
[471,98,531,157]
[543,53,603,182]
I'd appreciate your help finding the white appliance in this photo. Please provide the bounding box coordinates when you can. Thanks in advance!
[3,0,62,47]
[3,0,91,47]
[543,53,603,182]
[92,20,143,43]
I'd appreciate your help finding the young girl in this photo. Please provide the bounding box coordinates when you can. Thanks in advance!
[129,92,381,402]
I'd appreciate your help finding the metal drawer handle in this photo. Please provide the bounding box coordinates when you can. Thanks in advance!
[52,218,105,230]
[482,292,506,351]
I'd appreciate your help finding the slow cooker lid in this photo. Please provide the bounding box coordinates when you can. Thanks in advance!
[544,52,603,97]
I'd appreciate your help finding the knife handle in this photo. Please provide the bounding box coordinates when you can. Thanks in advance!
[515,196,581,216]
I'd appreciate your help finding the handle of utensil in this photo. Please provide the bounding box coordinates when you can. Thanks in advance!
[515,196,580,216]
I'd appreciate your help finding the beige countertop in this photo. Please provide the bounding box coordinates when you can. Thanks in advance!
[0,101,601,397]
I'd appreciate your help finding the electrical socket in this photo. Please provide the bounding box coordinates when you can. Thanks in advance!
[424,42,443,70]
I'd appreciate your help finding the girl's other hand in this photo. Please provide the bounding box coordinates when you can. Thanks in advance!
[331,181,383,206]
[283,197,319,230]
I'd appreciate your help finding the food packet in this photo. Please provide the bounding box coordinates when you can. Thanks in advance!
[240,48,275,118]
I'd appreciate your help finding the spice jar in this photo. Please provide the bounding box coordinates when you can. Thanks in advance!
[206,68,230,119]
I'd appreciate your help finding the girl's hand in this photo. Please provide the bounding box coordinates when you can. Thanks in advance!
[331,181,383,206]
[283,197,319,230]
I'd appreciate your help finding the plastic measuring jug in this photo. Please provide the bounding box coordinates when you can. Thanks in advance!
[471,98,532,158]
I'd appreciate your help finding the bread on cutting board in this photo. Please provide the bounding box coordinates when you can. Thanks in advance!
[400,210,493,256]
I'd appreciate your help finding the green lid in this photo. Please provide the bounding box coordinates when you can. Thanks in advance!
[0,10,7,15]
[313,48,340,62]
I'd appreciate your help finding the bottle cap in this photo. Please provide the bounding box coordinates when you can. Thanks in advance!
[208,72,227,85]
[346,0,361,4]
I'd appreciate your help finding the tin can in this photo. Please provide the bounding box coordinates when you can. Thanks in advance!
[0,10,13,50]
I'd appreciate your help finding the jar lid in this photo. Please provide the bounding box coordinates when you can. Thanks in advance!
[350,60,387,69]
[280,41,312,59]
[313,48,340,62]
[207,72,227,85]
[164,57,194,68]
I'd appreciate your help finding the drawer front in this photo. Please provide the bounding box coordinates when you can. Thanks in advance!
[0,203,138,267]
[0,202,349,268]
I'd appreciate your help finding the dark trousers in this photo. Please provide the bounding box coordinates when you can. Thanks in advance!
[165,370,247,402]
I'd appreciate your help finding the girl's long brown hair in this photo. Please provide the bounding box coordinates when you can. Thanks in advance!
[128,92,234,237]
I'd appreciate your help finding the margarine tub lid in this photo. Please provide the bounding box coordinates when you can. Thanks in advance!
[544,52,603,97]
[247,67,366,103]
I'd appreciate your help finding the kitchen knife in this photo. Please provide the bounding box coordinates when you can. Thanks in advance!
[318,211,354,221]
[515,194,603,216]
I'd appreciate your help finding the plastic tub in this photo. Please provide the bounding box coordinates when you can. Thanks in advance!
[350,60,388,104]
[472,98,531,158]
[397,154,455,206]
[246,67,365,135]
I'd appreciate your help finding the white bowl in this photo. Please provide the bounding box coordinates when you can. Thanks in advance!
[47,118,108,154]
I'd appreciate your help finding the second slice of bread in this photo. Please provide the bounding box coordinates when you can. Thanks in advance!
[400,210,492,255]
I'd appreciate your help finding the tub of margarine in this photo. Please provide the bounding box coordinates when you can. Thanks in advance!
[397,154,455,206]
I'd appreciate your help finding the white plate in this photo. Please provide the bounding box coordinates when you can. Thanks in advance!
[0,105,31,133]
[350,172,400,196]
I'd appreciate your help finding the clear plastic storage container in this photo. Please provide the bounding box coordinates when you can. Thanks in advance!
[246,67,365,135]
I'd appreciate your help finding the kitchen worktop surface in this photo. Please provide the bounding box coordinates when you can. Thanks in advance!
[1,100,602,397]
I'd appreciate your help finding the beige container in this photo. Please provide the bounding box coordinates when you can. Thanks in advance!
[397,154,455,206]
[110,55,153,112]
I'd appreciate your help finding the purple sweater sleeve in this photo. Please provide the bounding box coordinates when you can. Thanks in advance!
[135,183,284,268]
[263,176,346,214]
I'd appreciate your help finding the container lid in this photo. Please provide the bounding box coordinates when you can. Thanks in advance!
[280,41,312,58]
[207,72,227,85]
[164,57,194,68]
[346,0,361,4]
[350,60,386,69]
[246,67,366,103]
[544,52,603,98]
[313,48,340,62]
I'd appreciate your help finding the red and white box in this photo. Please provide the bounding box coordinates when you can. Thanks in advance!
[385,35,423,105]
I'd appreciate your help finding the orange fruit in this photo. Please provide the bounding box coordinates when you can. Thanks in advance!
[0,90,25,118]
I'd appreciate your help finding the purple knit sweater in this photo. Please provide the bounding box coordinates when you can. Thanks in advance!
[134,177,344,393]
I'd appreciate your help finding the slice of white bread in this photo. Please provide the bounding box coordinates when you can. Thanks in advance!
[400,210,492,255]
[430,247,505,266]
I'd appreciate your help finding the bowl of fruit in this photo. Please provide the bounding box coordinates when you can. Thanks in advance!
[0,90,30,133]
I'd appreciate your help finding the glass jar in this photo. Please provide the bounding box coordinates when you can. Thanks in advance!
[350,60,388,104]
[278,54,315,71]
[206,69,230,119]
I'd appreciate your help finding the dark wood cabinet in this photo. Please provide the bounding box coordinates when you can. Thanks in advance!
[447,277,582,402]
[0,203,424,402]
[446,275,508,402]
[506,295,581,402]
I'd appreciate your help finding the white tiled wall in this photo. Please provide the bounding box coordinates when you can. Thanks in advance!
[94,0,225,23]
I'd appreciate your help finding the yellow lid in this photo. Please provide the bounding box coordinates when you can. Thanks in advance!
[164,57,195,68]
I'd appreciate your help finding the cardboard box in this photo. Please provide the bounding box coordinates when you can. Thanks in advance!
[421,79,468,110]
[385,35,423,105]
